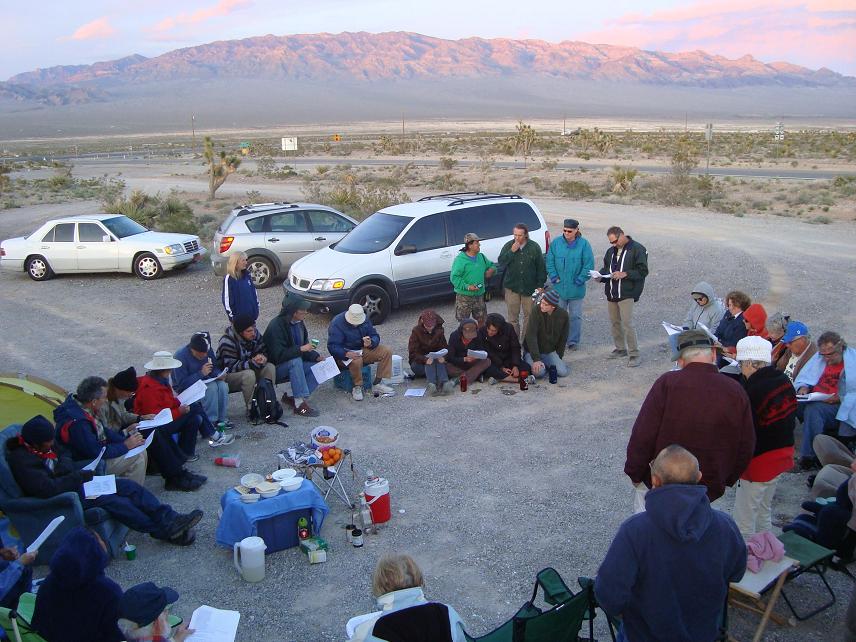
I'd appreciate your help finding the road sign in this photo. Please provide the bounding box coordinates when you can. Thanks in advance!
[704,123,713,142]
[281,137,298,151]
[774,122,785,141]
[332,134,341,142]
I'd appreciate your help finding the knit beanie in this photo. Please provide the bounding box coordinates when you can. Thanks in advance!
[233,314,255,333]
[111,367,138,392]
[189,333,209,353]
[542,289,561,307]
[22,415,55,444]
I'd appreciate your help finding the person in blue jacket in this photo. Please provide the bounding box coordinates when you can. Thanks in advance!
[174,332,231,431]
[0,545,35,610]
[545,218,594,350]
[595,445,746,642]
[222,252,259,322]
[327,304,395,401]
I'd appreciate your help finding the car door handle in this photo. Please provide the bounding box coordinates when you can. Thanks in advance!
[76,245,86,249]
[268,237,280,242]
[314,236,327,241]
[41,246,50,249]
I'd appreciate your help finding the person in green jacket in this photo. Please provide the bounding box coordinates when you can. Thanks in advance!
[523,289,570,379]
[450,233,495,325]
[263,293,324,417]
[497,223,547,338]
[545,218,595,350]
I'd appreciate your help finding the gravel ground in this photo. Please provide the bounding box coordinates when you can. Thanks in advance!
[1,196,855,641]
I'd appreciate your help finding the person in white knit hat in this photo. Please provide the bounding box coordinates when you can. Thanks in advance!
[733,335,797,538]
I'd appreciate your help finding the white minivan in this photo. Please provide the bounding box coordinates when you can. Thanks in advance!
[284,192,550,323]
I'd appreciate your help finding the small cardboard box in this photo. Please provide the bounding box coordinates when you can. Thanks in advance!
[299,536,329,564]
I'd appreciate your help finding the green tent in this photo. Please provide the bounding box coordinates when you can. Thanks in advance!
[0,373,67,429]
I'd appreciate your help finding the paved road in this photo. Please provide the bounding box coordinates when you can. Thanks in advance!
[6,151,853,181]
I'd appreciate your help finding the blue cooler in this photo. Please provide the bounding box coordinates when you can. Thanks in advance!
[334,365,373,392]
[256,508,313,553]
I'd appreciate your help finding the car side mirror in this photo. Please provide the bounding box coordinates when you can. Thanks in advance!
[102,235,112,243]
[395,244,417,256]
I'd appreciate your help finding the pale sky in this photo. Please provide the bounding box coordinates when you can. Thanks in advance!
[2,0,854,80]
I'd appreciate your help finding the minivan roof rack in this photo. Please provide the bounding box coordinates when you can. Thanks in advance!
[418,192,522,207]
[235,202,296,215]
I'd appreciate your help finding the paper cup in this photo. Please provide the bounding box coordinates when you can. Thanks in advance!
[124,544,137,560]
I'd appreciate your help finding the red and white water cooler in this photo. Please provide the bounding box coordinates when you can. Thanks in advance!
[364,477,391,524]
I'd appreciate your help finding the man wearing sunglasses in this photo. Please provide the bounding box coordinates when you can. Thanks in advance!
[794,332,856,470]
[545,218,595,350]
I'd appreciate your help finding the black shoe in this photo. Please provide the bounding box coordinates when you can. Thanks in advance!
[169,528,197,546]
[186,471,207,484]
[165,509,203,539]
[797,457,821,472]
[806,473,817,489]
[165,474,203,492]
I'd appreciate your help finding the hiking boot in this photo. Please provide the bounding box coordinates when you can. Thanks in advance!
[488,377,498,385]
[373,383,395,395]
[165,473,203,492]
[186,471,207,484]
[609,349,628,358]
[294,401,320,417]
[184,452,199,463]
[169,528,197,546]
[209,431,235,447]
[442,381,457,395]
[352,386,364,401]
[426,383,437,396]
[797,457,821,472]
[628,356,641,368]
[165,509,203,539]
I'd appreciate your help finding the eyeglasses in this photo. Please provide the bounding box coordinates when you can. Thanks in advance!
[608,238,619,245]
[563,228,576,233]
[692,296,706,302]
[819,350,840,357]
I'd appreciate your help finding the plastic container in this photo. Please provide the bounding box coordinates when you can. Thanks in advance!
[234,536,266,582]
[215,455,240,467]
[364,477,391,524]
[310,426,339,449]
[381,355,405,385]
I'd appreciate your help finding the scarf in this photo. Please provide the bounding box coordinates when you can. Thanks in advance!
[18,435,57,471]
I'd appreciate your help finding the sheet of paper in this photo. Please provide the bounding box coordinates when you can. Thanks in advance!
[187,605,240,642]
[310,356,341,385]
[696,322,719,342]
[588,269,610,279]
[26,515,65,553]
[137,407,173,430]
[82,446,106,471]
[342,350,363,366]
[404,388,426,397]
[797,392,834,403]
[83,474,116,499]
[426,349,448,359]
[661,321,685,336]
[177,379,207,405]
[124,430,155,459]
[201,369,226,384]
[467,349,488,360]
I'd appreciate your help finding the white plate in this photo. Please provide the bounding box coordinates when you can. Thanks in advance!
[271,468,297,481]
[240,473,264,488]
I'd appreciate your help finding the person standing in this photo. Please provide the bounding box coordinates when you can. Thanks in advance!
[593,226,648,367]
[497,223,546,338]
[222,251,259,323]
[545,218,594,350]
[450,233,495,326]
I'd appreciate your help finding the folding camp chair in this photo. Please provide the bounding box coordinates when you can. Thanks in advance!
[463,567,592,642]
[0,606,47,642]
[778,530,838,620]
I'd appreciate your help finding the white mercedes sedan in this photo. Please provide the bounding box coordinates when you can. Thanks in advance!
[0,214,207,281]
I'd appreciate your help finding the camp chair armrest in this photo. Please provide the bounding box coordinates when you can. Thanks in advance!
[1,491,83,518]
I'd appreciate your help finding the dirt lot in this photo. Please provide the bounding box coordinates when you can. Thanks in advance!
[1,194,855,641]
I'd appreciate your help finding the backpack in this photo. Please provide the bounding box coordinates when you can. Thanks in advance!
[247,378,288,427]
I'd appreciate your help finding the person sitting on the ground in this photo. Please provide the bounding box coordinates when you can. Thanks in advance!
[263,294,323,417]
[117,582,194,642]
[100,368,205,492]
[221,251,259,323]
[446,318,491,384]
[523,289,570,379]
[407,310,455,396]
[794,331,856,470]
[328,304,395,401]
[766,311,790,363]
[32,527,124,642]
[596,445,747,642]
[683,282,724,332]
[479,313,522,384]
[348,553,466,642]
[7,416,203,547]
[714,290,751,357]
[775,321,817,384]
[173,332,231,431]
[0,545,35,610]
[733,336,797,538]
[743,303,769,339]
[217,314,277,410]
[134,351,233,462]
[54,376,147,485]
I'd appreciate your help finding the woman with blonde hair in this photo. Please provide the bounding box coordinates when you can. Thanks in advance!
[347,554,466,642]
[222,251,259,322]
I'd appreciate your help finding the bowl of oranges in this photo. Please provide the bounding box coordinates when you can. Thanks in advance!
[319,446,343,468]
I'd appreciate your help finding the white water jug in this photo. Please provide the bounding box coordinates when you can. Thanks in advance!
[233,536,266,582]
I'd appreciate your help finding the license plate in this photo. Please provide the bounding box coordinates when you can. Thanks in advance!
[192,253,201,262]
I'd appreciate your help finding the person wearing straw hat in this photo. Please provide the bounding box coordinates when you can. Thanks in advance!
[134,351,234,463]
[328,304,395,401]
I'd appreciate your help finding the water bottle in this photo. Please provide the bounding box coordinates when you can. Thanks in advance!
[519,370,529,391]
[460,374,468,392]
[548,365,558,384]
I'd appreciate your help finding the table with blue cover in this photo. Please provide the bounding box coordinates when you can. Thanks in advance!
[216,479,330,552]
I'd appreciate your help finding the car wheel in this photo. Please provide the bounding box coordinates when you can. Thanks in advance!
[25,255,54,281]
[351,284,391,325]
[247,256,274,288]
[134,252,163,280]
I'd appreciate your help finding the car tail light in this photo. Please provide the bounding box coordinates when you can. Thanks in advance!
[219,236,235,253]
[0,247,4,257]
[544,229,551,253]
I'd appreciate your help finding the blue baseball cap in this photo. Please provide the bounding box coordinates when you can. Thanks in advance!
[782,321,809,344]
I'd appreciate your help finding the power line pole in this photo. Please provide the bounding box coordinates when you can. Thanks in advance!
[704,123,713,175]
[191,114,196,155]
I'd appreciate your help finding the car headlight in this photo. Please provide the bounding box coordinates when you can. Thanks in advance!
[310,279,346,291]
[163,244,184,255]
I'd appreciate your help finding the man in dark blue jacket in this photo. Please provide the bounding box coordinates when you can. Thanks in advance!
[595,445,746,642]
[327,304,394,401]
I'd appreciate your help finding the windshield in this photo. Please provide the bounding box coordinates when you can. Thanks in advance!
[334,212,412,254]
[102,216,148,238]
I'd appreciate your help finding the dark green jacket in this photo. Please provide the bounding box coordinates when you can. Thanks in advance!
[524,306,569,361]
[599,238,649,302]
[263,299,320,366]
[498,239,546,295]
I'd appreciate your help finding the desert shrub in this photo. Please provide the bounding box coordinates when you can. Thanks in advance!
[607,167,638,194]
[438,157,458,170]
[557,180,594,199]
[245,190,262,202]
[103,190,200,235]
[316,165,330,175]
[540,159,558,170]
[300,174,410,219]
[431,172,466,191]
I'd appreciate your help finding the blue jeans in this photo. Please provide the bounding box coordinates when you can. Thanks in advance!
[800,402,841,458]
[161,405,213,457]
[524,351,570,379]
[411,361,450,386]
[559,297,583,346]
[202,380,229,423]
[82,478,178,539]
[275,358,318,398]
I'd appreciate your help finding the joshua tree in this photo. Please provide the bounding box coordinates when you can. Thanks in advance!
[204,137,241,200]
[513,121,537,161]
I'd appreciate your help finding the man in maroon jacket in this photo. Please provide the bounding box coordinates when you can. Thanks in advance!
[625,330,756,505]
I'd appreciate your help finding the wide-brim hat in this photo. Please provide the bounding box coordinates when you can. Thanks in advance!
[144,351,182,371]
[675,329,717,353]
[345,304,366,325]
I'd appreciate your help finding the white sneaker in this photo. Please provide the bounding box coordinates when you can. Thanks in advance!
[373,383,395,395]
[426,383,437,396]
[525,374,536,384]
[487,377,498,385]
[352,386,364,401]
[209,431,235,447]
[441,381,456,395]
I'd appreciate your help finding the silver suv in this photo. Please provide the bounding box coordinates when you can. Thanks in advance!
[211,202,357,288]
